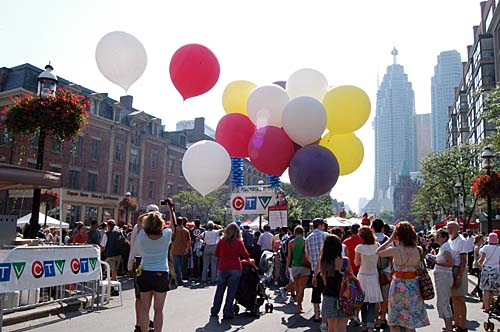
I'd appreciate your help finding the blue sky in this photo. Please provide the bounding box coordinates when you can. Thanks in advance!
[1,0,481,212]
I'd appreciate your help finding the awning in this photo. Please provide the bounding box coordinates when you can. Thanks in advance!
[0,163,61,190]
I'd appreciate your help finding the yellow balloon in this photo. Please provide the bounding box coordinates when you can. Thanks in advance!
[320,132,364,176]
[323,85,371,134]
[222,80,257,115]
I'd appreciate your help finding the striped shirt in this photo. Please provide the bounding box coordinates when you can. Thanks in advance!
[305,229,329,271]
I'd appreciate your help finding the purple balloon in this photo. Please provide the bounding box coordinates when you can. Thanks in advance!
[289,145,340,197]
[273,80,286,89]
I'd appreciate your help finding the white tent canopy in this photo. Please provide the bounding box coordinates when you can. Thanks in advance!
[17,213,70,229]
[325,216,362,228]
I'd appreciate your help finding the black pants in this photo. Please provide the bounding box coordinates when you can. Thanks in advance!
[311,272,325,304]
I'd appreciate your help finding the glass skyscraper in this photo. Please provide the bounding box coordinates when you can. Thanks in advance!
[374,48,417,203]
[431,50,462,152]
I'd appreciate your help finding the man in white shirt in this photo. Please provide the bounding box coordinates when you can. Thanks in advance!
[257,224,274,252]
[447,221,468,332]
[464,230,474,273]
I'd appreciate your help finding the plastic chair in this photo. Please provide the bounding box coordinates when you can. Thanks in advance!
[98,261,122,307]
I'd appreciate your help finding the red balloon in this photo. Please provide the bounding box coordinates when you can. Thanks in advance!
[248,126,295,176]
[216,114,256,158]
[169,44,220,100]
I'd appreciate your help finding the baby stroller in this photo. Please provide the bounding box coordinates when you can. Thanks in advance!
[484,295,500,331]
[233,261,273,316]
[259,250,276,285]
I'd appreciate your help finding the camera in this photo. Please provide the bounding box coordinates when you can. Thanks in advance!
[160,198,174,208]
[160,199,168,206]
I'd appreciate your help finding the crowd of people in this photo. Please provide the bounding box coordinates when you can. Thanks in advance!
[21,204,497,332]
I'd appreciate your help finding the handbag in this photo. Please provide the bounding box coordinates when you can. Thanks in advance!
[378,271,391,286]
[416,250,435,300]
[339,258,365,315]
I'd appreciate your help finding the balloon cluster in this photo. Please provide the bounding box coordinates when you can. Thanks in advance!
[216,69,371,197]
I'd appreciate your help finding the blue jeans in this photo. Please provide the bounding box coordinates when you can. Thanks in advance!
[173,255,183,282]
[210,269,242,317]
[361,302,376,328]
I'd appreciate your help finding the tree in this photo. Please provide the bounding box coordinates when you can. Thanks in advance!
[172,185,231,223]
[411,144,480,230]
[280,183,333,220]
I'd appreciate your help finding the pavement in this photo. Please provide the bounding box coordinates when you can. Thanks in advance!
[1,273,493,332]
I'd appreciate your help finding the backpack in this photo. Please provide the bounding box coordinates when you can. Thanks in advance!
[279,235,291,262]
[339,258,365,315]
[115,231,129,256]
[377,235,390,271]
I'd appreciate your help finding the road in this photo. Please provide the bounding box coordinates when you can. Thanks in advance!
[3,276,491,332]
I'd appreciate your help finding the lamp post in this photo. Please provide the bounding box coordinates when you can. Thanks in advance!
[28,64,58,238]
[258,179,264,231]
[454,181,463,230]
[223,206,227,225]
[482,147,495,233]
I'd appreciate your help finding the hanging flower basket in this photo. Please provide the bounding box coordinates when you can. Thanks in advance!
[41,191,60,209]
[2,89,89,141]
[472,172,500,199]
[119,197,138,212]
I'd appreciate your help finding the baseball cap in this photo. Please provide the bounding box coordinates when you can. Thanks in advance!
[147,204,159,212]
[313,218,326,227]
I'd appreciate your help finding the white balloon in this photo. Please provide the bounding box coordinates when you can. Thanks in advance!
[182,141,231,196]
[286,68,329,101]
[246,85,289,128]
[282,96,327,146]
[95,31,147,92]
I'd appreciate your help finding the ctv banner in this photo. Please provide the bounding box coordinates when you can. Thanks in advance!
[0,245,100,292]
[231,191,276,215]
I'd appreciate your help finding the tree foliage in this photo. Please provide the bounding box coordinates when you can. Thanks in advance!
[411,144,480,228]
[280,183,333,220]
[481,84,500,151]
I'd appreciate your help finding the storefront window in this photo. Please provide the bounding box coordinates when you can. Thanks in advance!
[66,205,81,229]
[85,206,98,225]
[102,208,114,223]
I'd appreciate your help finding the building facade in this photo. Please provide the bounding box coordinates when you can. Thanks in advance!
[416,113,432,169]
[448,1,497,147]
[0,63,190,227]
[369,48,417,214]
[431,50,462,152]
[393,161,418,222]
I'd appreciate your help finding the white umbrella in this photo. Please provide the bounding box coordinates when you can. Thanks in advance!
[17,213,70,229]
[325,216,351,228]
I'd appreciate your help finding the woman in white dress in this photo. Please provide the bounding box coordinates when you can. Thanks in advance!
[355,226,383,332]
[477,232,500,312]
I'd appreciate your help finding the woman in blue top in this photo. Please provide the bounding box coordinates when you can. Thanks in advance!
[137,198,176,332]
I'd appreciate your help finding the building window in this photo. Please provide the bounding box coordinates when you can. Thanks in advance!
[178,160,183,177]
[52,140,62,153]
[151,152,158,169]
[177,184,183,193]
[113,175,121,195]
[0,128,8,145]
[148,181,155,199]
[30,134,39,147]
[85,206,98,225]
[87,172,98,192]
[68,170,80,189]
[129,148,139,173]
[128,178,137,195]
[167,183,173,196]
[102,208,114,223]
[115,144,123,161]
[90,99,98,115]
[66,204,81,229]
[49,164,62,173]
[73,136,82,157]
[179,135,186,147]
[90,139,100,161]
[27,160,37,169]
[168,158,175,175]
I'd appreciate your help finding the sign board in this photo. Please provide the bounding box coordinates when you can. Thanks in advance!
[0,245,100,292]
[231,191,276,215]
[0,215,16,248]
[268,206,288,228]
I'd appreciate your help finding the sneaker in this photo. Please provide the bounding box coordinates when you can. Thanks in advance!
[134,326,141,332]
[279,287,287,299]
[350,317,361,326]
[320,322,327,332]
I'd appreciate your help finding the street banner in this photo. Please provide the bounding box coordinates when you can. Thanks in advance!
[0,245,100,292]
[268,205,288,228]
[231,191,276,215]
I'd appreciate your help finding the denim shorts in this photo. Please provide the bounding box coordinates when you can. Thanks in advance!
[137,271,170,293]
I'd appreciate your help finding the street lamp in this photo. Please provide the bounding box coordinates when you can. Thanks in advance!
[223,206,227,225]
[454,181,462,230]
[482,147,495,233]
[28,64,58,237]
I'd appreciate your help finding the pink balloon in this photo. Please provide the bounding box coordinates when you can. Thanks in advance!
[248,126,295,176]
[169,44,220,100]
[216,114,256,158]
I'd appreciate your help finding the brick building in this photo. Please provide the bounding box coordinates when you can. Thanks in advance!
[0,63,189,227]
[393,161,418,222]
